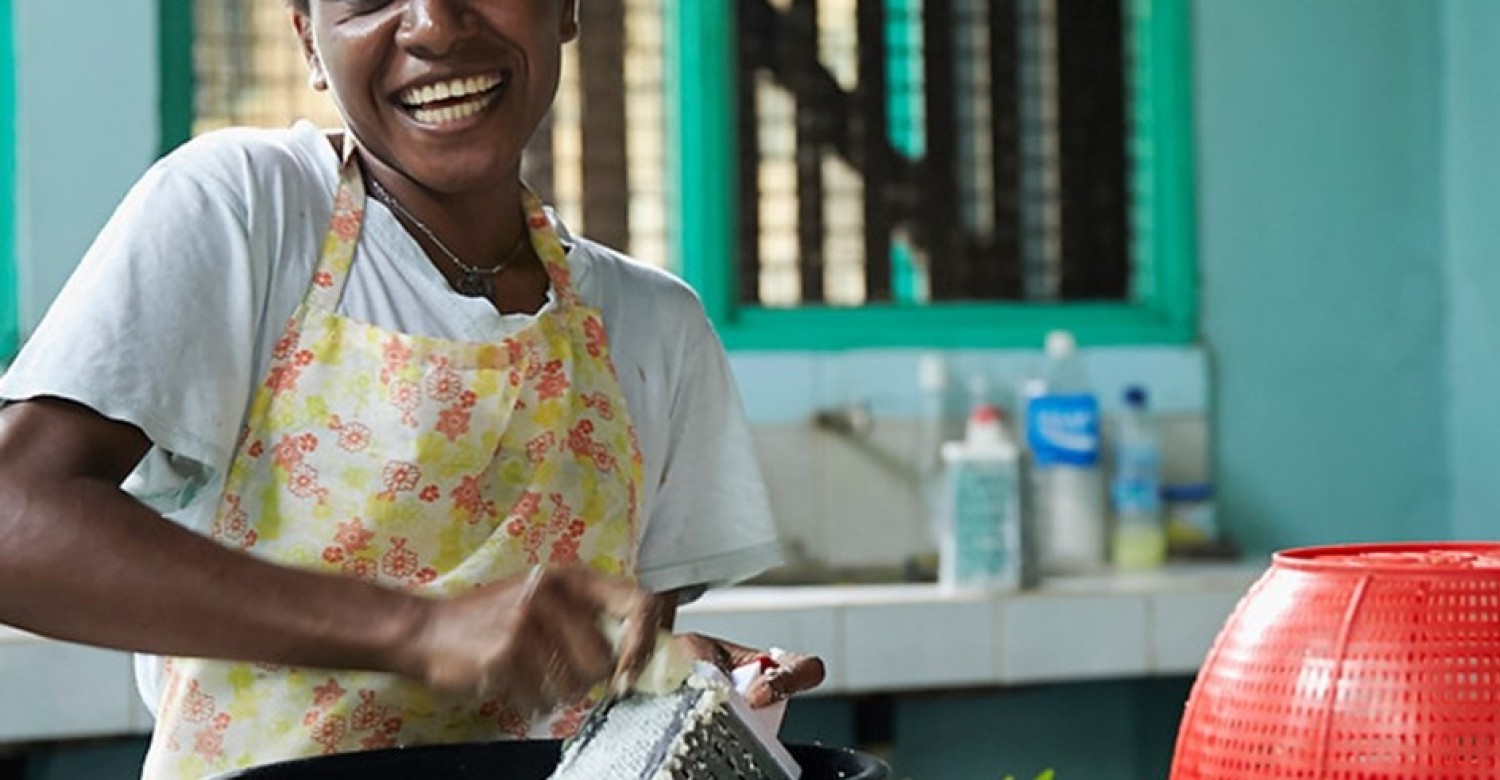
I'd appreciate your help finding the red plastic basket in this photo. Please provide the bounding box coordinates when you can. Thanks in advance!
[1171,542,1500,779]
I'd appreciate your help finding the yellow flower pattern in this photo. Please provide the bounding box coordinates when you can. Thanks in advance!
[142,153,644,778]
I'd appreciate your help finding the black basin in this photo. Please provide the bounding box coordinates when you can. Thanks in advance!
[211,740,888,779]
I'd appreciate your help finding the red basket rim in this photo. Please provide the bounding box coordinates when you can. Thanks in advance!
[1273,541,1500,574]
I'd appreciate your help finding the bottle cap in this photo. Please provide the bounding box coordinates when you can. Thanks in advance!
[1124,385,1149,409]
[1044,330,1077,358]
[966,403,1006,445]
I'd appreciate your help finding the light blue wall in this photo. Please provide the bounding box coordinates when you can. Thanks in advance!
[12,0,158,331]
[1444,0,1500,541]
[1198,0,1450,555]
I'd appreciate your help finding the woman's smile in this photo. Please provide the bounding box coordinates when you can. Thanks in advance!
[294,0,576,194]
[394,70,511,129]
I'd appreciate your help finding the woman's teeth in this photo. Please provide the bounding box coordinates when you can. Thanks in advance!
[410,94,495,125]
[399,75,505,126]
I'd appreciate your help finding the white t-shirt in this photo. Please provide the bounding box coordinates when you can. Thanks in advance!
[0,120,781,593]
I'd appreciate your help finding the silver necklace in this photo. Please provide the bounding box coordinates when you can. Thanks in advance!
[366,175,526,298]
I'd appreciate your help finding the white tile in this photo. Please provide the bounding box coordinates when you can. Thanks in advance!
[841,598,993,692]
[727,353,820,425]
[1150,591,1244,674]
[749,425,826,568]
[1159,412,1211,486]
[676,605,843,691]
[128,688,156,734]
[1085,347,1209,414]
[0,638,136,742]
[816,419,932,570]
[997,593,1149,683]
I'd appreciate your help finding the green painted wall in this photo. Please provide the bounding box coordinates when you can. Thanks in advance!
[1444,0,1500,541]
[1198,0,1449,555]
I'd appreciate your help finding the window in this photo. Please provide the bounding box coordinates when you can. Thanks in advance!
[739,0,1130,307]
[669,0,1196,349]
[162,0,1195,353]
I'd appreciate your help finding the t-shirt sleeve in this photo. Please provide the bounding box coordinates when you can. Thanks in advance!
[633,308,784,593]
[0,143,268,498]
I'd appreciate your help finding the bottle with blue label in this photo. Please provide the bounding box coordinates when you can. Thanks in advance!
[939,402,1025,591]
[1023,331,1107,574]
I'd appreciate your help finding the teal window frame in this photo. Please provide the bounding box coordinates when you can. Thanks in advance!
[159,0,194,157]
[666,0,1196,350]
[154,0,1193,354]
[1,0,16,362]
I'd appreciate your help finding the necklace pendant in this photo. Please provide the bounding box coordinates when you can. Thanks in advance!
[454,272,493,298]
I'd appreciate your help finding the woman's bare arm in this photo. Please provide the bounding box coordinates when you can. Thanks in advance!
[0,397,658,712]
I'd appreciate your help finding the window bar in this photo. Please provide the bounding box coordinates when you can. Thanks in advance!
[552,42,586,232]
[623,0,670,268]
[1018,0,1062,300]
[735,0,764,305]
[953,0,993,297]
[1055,0,1130,299]
[578,0,631,252]
[857,0,892,302]
[987,0,1024,299]
[792,0,827,305]
[921,0,962,300]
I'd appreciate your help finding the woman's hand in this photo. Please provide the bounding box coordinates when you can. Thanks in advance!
[677,632,827,708]
[403,565,660,715]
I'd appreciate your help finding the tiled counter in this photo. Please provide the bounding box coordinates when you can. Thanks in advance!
[0,562,1263,745]
[0,627,154,744]
[677,562,1262,694]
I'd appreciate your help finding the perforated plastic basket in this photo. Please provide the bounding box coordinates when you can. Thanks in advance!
[1171,542,1500,779]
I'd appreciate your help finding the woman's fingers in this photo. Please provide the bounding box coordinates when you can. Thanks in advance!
[541,609,616,702]
[745,650,826,708]
[415,565,653,713]
[679,632,828,708]
[521,567,651,705]
[608,590,671,694]
[421,569,831,716]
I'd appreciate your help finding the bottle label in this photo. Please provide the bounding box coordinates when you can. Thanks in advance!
[1026,393,1100,467]
[1112,444,1161,515]
[947,459,1023,589]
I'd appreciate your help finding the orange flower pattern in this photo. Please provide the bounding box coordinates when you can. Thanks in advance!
[144,168,642,779]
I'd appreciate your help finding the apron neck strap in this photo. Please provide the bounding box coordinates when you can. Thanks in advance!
[309,135,583,313]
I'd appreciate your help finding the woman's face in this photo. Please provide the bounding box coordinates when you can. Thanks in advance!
[295,0,577,194]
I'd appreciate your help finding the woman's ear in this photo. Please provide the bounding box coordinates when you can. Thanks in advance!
[560,0,580,43]
[292,11,329,91]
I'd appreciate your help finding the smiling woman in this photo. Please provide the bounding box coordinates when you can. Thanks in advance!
[0,0,811,777]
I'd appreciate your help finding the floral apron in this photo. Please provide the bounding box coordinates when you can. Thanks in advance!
[141,145,644,779]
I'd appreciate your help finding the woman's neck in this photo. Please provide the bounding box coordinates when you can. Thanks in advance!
[353,147,549,314]
[356,148,528,273]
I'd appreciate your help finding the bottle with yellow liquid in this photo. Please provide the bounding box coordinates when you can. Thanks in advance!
[1110,386,1167,571]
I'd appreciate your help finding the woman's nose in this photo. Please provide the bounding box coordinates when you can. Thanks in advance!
[398,0,475,57]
